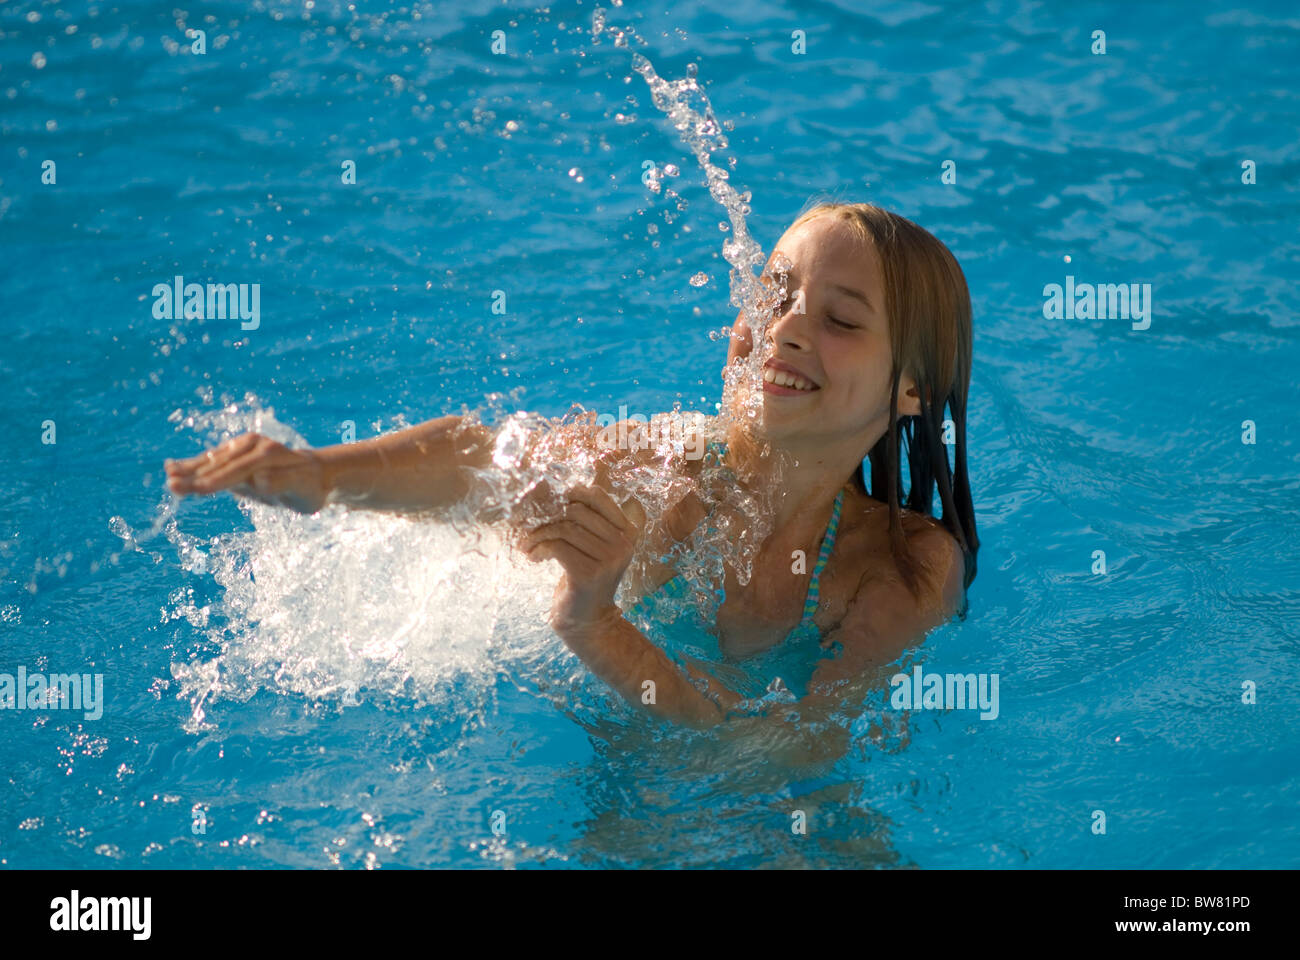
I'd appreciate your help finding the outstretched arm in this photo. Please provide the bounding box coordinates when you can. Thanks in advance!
[165,415,495,516]
[164,410,670,520]
[318,415,495,512]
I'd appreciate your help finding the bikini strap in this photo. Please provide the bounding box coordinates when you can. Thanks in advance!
[799,488,844,627]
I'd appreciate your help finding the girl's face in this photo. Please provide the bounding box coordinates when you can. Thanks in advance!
[727,214,921,457]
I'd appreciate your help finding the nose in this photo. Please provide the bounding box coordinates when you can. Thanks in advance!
[766,293,813,353]
[727,287,813,367]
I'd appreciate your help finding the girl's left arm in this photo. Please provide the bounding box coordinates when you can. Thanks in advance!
[521,484,747,729]
[526,486,964,733]
[550,604,746,729]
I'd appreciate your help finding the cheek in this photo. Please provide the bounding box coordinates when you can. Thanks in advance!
[727,318,753,363]
[826,344,892,410]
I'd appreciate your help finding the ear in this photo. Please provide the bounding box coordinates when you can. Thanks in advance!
[897,372,924,418]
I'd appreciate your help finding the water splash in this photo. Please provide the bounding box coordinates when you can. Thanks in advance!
[591,9,801,467]
[156,29,818,735]
[157,398,770,735]
[160,401,594,735]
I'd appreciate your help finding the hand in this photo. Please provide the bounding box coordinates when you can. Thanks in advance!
[164,432,330,515]
[519,484,639,633]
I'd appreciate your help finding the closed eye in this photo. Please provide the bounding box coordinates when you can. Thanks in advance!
[828,316,859,330]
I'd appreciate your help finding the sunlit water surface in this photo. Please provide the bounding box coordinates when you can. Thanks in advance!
[2,0,1299,868]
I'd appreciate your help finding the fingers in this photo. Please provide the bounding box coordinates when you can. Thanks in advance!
[166,434,291,497]
[515,484,643,590]
[200,431,261,465]
[179,445,268,495]
[166,433,260,477]
[518,486,635,554]
[525,536,593,564]
[557,501,622,544]
[165,433,326,515]
[166,434,265,492]
[520,519,606,563]
[564,484,633,534]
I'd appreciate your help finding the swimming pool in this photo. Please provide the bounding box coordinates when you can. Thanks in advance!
[2,0,1298,869]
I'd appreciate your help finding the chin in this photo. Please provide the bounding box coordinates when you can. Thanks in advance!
[761,392,816,416]
[755,402,805,441]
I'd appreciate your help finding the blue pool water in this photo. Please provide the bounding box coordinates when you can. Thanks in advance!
[2,0,1299,869]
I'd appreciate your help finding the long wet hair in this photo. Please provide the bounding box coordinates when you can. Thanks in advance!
[788,201,980,611]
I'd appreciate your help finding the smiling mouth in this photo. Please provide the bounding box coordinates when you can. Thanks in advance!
[762,366,818,391]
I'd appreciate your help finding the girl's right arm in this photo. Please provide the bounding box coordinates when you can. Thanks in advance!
[164,414,494,515]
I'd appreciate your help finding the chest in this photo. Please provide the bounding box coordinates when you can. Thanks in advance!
[638,487,910,662]
[713,522,884,660]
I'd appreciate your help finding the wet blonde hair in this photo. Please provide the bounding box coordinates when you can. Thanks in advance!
[788,201,979,609]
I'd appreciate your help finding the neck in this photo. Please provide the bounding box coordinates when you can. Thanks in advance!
[724,422,867,531]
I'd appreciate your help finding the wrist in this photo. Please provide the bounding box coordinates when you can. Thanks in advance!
[313,443,372,506]
[310,447,342,505]
[551,600,623,642]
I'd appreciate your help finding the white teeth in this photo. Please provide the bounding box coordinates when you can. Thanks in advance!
[763,367,814,391]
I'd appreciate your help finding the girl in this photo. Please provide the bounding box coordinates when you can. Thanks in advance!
[164,202,979,731]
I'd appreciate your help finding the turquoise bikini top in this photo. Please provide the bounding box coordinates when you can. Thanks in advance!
[625,440,845,702]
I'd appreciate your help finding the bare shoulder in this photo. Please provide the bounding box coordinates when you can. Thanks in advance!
[907,514,965,620]
[812,505,965,688]
[838,496,965,625]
